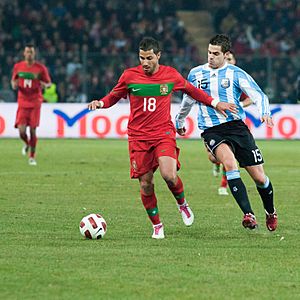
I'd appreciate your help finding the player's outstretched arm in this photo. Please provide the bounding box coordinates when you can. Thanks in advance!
[88,100,104,110]
[183,80,237,117]
[261,115,274,128]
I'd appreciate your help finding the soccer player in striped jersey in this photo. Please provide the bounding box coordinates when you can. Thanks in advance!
[176,34,277,231]
[88,37,236,239]
[213,50,253,196]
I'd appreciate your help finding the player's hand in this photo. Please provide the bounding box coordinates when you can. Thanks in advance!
[176,127,186,136]
[261,115,274,128]
[11,80,18,90]
[88,100,104,110]
[40,81,51,89]
[216,102,238,118]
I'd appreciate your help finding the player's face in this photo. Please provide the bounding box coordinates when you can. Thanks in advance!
[139,49,161,75]
[225,53,236,65]
[24,47,35,63]
[208,44,226,69]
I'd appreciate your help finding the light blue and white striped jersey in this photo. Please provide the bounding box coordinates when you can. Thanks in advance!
[176,62,270,131]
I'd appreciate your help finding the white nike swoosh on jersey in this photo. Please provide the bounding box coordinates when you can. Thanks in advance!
[132,88,141,92]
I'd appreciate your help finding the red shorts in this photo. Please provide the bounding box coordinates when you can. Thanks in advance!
[128,138,181,178]
[15,106,41,128]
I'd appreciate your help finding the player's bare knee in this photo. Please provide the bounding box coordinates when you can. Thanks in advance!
[208,154,218,164]
[140,181,154,195]
[222,159,236,171]
[19,132,26,139]
[254,175,267,186]
[163,174,177,187]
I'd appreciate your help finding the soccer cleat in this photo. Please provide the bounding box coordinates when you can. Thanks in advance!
[28,158,37,166]
[212,163,221,177]
[242,213,258,230]
[177,202,194,226]
[152,223,164,239]
[218,187,229,196]
[22,145,29,156]
[265,210,278,231]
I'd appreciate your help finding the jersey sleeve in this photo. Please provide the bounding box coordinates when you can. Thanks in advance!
[11,64,18,80]
[40,65,51,83]
[100,71,128,108]
[172,68,213,106]
[175,93,195,129]
[237,70,270,116]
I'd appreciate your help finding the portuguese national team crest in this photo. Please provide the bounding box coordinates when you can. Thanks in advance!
[221,78,230,88]
[160,84,169,95]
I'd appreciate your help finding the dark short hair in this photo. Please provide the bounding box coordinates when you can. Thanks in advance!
[209,34,231,53]
[24,43,35,49]
[139,37,161,54]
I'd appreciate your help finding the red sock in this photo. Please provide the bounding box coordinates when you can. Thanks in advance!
[168,176,185,205]
[29,136,37,158]
[220,166,228,188]
[141,192,161,225]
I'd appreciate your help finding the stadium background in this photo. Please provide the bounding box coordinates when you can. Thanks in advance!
[0,0,299,104]
[1,2,300,300]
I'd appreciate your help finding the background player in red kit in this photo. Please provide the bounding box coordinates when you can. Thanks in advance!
[88,37,236,239]
[11,44,51,166]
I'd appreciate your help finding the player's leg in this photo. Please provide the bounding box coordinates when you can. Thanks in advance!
[215,143,257,229]
[15,107,29,155]
[218,165,229,196]
[129,140,164,238]
[206,145,227,194]
[28,107,40,165]
[139,171,164,239]
[245,164,277,231]
[28,127,37,165]
[18,125,29,155]
[158,155,194,226]
[207,147,221,177]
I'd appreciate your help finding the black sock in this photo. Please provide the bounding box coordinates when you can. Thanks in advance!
[257,179,275,214]
[228,178,254,214]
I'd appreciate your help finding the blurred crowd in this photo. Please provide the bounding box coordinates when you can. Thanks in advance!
[0,0,299,104]
[212,0,300,103]
[0,0,199,103]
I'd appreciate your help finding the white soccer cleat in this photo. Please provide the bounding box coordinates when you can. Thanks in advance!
[22,145,29,156]
[28,158,37,166]
[152,223,165,239]
[218,187,229,196]
[212,163,221,177]
[178,202,194,226]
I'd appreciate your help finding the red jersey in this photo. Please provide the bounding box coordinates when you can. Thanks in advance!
[12,61,51,108]
[101,65,213,141]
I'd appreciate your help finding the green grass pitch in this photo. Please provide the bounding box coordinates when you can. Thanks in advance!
[0,139,299,299]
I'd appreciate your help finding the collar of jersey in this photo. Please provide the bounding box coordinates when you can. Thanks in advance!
[203,62,228,71]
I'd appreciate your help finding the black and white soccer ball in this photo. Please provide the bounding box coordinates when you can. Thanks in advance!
[79,213,107,239]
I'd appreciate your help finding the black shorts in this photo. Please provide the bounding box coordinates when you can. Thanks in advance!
[201,120,264,168]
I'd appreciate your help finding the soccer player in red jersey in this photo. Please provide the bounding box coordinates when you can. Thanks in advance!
[88,37,236,239]
[11,44,51,166]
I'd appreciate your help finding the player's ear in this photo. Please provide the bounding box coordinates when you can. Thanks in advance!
[156,51,161,60]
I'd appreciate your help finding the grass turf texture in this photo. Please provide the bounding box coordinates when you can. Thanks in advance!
[0,139,299,300]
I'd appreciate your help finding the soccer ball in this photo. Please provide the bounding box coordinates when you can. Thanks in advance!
[79,213,107,239]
